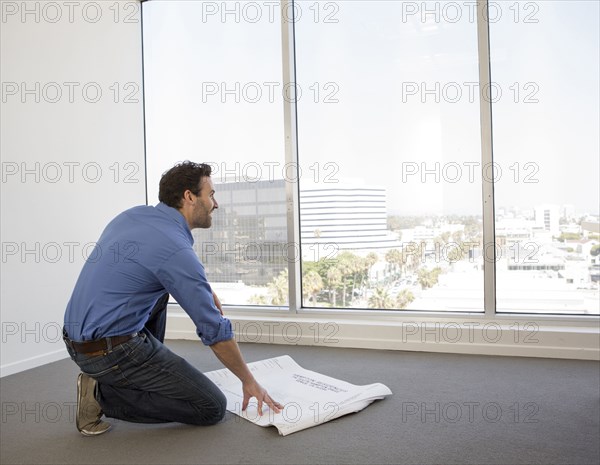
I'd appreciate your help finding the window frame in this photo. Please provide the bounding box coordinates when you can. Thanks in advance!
[141,0,599,328]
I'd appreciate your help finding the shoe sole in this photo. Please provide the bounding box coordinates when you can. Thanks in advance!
[79,423,112,436]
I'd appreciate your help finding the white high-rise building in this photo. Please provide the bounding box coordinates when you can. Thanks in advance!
[534,204,560,236]
[300,183,402,260]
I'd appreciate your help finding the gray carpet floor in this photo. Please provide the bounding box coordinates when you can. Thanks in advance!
[1,342,598,465]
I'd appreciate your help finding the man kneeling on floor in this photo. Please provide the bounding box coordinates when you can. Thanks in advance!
[62,161,282,435]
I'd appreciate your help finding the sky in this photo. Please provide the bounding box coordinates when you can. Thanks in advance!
[142,0,599,216]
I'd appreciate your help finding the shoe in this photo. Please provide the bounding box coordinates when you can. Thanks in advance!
[76,373,112,436]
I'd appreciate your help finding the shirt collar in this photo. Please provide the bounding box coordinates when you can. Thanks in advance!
[155,202,193,244]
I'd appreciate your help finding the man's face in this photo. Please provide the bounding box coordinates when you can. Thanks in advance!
[191,176,218,229]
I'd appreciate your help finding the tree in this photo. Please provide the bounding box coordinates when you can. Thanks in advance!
[305,252,371,308]
[348,255,367,302]
[326,266,342,307]
[464,218,481,242]
[385,249,398,270]
[417,268,435,289]
[335,252,358,307]
[365,252,378,269]
[452,230,464,243]
[303,270,323,306]
[434,231,451,246]
[368,286,394,309]
[402,242,421,272]
[395,289,415,309]
[417,267,442,289]
[361,252,378,289]
[446,242,466,262]
[267,269,288,305]
[557,232,582,242]
[248,294,268,305]
[385,249,404,279]
[387,215,422,230]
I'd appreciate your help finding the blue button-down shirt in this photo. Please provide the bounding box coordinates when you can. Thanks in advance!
[64,202,233,345]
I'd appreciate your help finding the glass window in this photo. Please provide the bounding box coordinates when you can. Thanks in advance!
[490,0,600,315]
[143,1,288,306]
[295,1,484,311]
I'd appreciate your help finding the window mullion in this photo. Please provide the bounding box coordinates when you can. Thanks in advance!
[476,0,497,317]
[281,0,301,313]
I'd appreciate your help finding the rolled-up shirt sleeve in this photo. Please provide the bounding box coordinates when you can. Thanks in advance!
[156,248,233,345]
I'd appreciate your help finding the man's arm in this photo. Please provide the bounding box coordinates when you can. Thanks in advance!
[212,290,223,315]
[156,251,280,413]
[210,338,283,415]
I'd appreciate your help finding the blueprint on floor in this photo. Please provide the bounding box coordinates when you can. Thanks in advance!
[205,355,393,436]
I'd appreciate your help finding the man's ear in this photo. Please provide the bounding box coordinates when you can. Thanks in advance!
[182,190,194,205]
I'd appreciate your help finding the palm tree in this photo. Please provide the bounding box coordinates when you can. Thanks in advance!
[303,270,323,306]
[385,249,404,279]
[446,242,466,263]
[360,252,378,292]
[335,253,356,307]
[248,294,268,305]
[395,289,415,309]
[403,242,420,273]
[268,269,288,305]
[365,252,378,269]
[417,268,436,289]
[368,286,394,309]
[417,267,442,289]
[326,266,342,307]
[452,230,464,244]
[349,256,366,304]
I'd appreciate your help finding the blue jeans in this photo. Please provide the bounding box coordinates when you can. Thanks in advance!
[64,294,226,425]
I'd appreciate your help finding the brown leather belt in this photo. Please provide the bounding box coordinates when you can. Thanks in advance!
[69,333,137,355]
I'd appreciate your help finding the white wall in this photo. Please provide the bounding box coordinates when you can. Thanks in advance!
[1,0,146,376]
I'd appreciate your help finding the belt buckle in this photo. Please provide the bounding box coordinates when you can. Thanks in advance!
[88,349,108,357]
[78,338,109,356]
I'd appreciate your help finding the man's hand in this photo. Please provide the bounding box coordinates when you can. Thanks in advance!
[242,379,283,416]
[212,290,223,315]
[209,338,283,416]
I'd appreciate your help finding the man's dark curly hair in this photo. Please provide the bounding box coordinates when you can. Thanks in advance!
[158,161,212,209]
